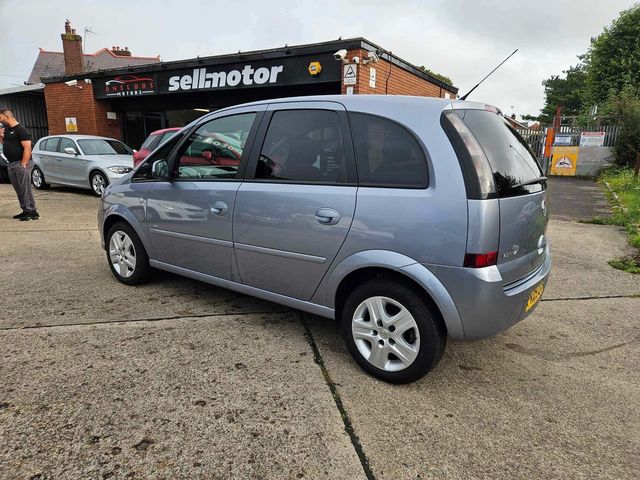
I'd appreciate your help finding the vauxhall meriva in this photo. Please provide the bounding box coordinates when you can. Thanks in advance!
[99,95,551,383]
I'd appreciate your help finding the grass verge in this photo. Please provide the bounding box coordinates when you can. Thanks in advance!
[593,168,640,273]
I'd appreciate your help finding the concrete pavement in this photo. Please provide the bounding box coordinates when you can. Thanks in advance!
[0,181,638,479]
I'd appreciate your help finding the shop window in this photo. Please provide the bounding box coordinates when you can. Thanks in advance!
[175,113,256,180]
[255,110,348,184]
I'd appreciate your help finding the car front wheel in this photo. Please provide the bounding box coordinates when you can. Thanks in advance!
[106,221,151,285]
[341,277,446,384]
[90,171,108,196]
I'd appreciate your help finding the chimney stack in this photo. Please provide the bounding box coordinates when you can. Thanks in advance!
[61,20,84,75]
[111,46,132,57]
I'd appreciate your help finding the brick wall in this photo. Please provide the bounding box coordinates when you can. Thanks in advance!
[341,48,456,98]
[44,82,121,139]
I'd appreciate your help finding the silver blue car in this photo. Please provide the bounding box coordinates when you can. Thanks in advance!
[98,95,551,383]
[31,135,134,196]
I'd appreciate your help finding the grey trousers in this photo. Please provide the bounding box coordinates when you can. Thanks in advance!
[8,161,36,212]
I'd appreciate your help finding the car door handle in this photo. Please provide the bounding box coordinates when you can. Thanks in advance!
[210,201,228,216]
[315,208,340,226]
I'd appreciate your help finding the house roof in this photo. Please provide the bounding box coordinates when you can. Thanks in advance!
[41,38,458,93]
[27,48,160,84]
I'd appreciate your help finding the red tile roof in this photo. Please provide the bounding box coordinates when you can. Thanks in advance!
[27,48,160,84]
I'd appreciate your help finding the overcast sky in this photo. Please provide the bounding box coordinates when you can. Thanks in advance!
[0,0,636,117]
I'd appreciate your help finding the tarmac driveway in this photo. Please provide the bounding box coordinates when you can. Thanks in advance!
[0,180,638,479]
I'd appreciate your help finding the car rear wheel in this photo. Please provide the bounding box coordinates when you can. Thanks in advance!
[90,171,108,197]
[106,221,151,285]
[31,166,50,189]
[341,278,446,384]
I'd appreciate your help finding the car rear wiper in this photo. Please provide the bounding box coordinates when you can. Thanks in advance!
[512,176,547,188]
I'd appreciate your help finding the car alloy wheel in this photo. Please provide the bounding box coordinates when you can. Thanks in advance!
[351,296,421,372]
[31,167,43,188]
[109,230,136,278]
[91,172,107,196]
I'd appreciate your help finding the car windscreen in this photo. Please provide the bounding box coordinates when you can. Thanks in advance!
[457,110,544,197]
[77,139,133,155]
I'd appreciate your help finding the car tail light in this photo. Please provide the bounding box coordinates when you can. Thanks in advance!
[442,111,496,199]
[464,251,498,268]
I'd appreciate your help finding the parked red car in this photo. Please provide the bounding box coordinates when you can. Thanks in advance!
[133,127,181,166]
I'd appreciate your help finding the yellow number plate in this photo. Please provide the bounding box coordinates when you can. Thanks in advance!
[525,283,545,312]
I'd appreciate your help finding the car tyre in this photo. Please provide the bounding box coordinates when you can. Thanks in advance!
[106,221,151,285]
[31,166,50,190]
[341,277,446,384]
[90,170,108,197]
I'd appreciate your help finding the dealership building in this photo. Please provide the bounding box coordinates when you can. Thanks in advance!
[11,22,458,149]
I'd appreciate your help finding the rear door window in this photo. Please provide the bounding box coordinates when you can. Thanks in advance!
[255,109,349,184]
[349,113,428,188]
[44,138,60,152]
[457,110,543,197]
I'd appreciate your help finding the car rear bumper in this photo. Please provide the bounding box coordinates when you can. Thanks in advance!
[426,244,552,340]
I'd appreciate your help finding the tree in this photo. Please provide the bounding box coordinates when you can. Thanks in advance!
[583,4,640,106]
[537,64,586,124]
[604,87,640,167]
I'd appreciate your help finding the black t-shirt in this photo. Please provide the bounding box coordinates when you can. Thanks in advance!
[3,124,32,162]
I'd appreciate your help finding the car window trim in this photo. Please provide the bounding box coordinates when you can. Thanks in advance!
[167,108,266,183]
[347,111,430,190]
[242,105,357,186]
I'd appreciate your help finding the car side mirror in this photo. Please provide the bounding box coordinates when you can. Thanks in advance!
[64,147,78,155]
[151,159,168,179]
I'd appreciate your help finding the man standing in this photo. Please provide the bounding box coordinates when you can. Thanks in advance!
[0,109,39,220]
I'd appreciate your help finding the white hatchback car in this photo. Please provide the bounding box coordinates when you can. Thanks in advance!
[31,135,134,196]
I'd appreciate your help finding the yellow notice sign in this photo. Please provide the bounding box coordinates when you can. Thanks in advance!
[65,117,78,132]
[550,146,578,176]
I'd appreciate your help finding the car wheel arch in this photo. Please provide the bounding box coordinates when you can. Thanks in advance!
[102,210,152,257]
[316,250,465,339]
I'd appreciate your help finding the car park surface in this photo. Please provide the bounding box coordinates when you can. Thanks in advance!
[0,176,638,479]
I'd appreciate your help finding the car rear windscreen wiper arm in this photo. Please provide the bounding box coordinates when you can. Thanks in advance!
[513,176,547,188]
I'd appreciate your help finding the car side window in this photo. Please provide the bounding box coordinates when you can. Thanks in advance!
[175,113,256,180]
[39,139,48,151]
[45,138,60,152]
[58,138,77,154]
[255,109,348,184]
[132,135,181,182]
[350,113,428,188]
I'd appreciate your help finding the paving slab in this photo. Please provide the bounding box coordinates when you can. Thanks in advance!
[308,296,640,480]
[547,177,612,221]
[0,313,365,480]
[545,220,639,299]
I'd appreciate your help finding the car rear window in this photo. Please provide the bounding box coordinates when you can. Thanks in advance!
[457,110,543,197]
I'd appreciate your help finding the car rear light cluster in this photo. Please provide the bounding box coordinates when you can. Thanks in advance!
[464,251,498,268]
[443,111,496,199]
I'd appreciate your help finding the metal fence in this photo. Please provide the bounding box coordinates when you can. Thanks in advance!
[515,124,621,159]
